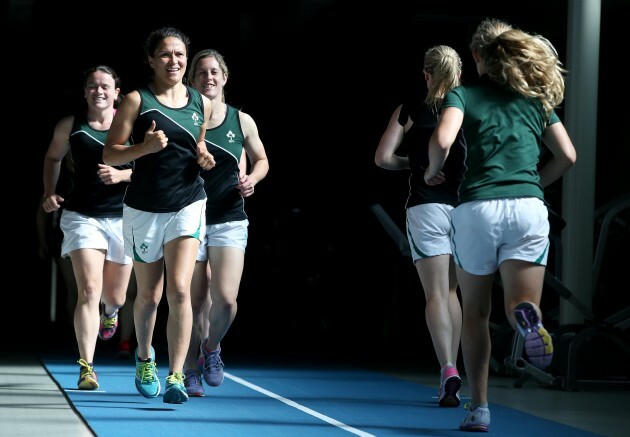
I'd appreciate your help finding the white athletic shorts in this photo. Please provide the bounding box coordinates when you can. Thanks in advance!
[406,203,454,263]
[451,197,550,275]
[123,198,206,263]
[60,210,131,264]
[196,219,249,262]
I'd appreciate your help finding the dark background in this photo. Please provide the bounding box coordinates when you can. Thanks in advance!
[9,1,629,370]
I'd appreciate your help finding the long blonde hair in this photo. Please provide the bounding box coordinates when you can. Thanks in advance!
[470,18,567,117]
[423,45,462,112]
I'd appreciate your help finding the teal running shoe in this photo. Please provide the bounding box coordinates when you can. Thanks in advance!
[164,372,188,404]
[135,346,160,398]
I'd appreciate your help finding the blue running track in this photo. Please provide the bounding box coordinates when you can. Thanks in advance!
[42,354,599,436]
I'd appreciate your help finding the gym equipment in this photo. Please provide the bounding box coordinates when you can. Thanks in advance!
[504,193,630,390]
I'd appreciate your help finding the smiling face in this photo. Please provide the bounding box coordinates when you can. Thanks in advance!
[191,56,227,101]
[148,36,188,86]
[84,70,119,110]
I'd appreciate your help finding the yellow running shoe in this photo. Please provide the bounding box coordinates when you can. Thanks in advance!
[77,359,99,390]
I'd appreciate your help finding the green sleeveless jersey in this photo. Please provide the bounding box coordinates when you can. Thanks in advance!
[125,85,206,212]
[202,104,247,224]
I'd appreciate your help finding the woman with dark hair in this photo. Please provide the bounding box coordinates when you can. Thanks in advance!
[103,27,215,404]
[42,65,133,390]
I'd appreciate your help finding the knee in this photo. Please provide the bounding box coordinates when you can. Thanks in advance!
[137,292,161,309]
[79,282,101,302]
[214,299,237,316]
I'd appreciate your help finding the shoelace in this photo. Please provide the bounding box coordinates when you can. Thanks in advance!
[204,353,224,371]
[77,359,95,378]
[101,312,118,328]
[166,372,185,385]
[137,361,158,382]
[185,371,202,385]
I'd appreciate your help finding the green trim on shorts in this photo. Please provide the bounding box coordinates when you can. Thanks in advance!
[191,219,202,241]
[535,241,550,264]
[132,229,147,263]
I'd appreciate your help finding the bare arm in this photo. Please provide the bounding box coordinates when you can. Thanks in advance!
[539,122,577,188]
[238,111,269,197]
[196,96,216,170]
[374,105,410,170]
[425,106,463,185]
[42,116,73,212]
[97,164,132,185]
[238,148,247,175]
[103,91,167,165]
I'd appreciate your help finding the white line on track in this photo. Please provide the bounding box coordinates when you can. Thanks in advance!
[225,372,376,437]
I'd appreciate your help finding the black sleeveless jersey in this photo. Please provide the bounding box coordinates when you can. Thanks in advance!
[401,101,466,208]
[65,113,131,217]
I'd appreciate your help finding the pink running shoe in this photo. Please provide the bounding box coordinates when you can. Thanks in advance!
[438,365,461,407]
[99,303,119,340]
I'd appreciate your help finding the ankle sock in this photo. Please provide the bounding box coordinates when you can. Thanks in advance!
[441,363,458,379]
